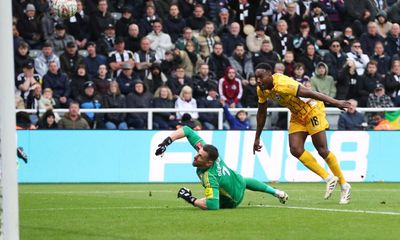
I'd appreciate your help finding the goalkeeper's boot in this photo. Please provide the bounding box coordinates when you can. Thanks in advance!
[339,184,351,204]
[275,191,288,204]
[324,176,338,200]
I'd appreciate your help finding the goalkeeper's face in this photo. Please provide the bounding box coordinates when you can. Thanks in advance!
[193,148,212,169]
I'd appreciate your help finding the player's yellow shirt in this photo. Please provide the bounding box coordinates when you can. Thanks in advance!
[257,73,323,120]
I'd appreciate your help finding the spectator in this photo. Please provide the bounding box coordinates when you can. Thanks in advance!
[125,24,142,54]
[282,51,295,77]
[369,112,394,130]
[256,15,275,37]
[339,26,356,53]
[41,7,59,41]
[15,62,41,106]
[197,21,221,59]
[346,40,370,76]
[146,19,174,60]
[343,0,376,37]
[269,0,286,26]
[175,86,198,120]
[336,59,359,100]
[292,62,310,83]
[360,21,385,56]
[338,99,366,130]
[215,8,234,38]
[16,111,35,130]
[310,62,336,98]
[222,104,251,130]
[134,37,159,79]
[103,81,128,130]
[50,23,76,55]
[42,61,70,108]
[385,60,400,106]
[25,83,42,110]
[252,40,281,71]
[183,41,203,77]
[116,63,139,95]
[192,63,218,100]
[197,86,221,130]
[306,2,333,49]
[387,2,400,24]
[175,27,200,54]
[96,23,116,57]
[37,109,58,129]
[92,64,111,96]
[65,0,90,49]
[274,63,285,74]
[13,23,24,52]
[115,6,135,38]
[241,74,258,108]
[293,21,318,57]
[108,37,135,78]
[206,42,231,80]
[178,0,196,19]
[320,0,345,31]
[14,41,33,75]
[77,81,103,129]
[163,4,187,43]
[39,88,59,115]
[375,10,392,38]
[232,0,256,28]
[281,2,302,35]
[89,0,114,41]
[367,84,395,126]
[144,63,168,94]
[138,4,159,36]
[34,42,60,77]
[126,80,153,129]
[138,0,169,20]
[358,60,385,107]
[60,41,84,78]
[168,66,193,98]
[218,66,243,108]
[70,64,90,100]
[152,86,177,130]
[384,23,400,58]
[221,22,245,57]
[84,41,107,78]
[16,4,43,49]
[271,20,294,58]
[58,101,90,129]
[186,4,207,33]
[246,24,272,54]
[372,41,391,77]
[160,50,181,78]
[228,43,254,80]
[323,39,347,80]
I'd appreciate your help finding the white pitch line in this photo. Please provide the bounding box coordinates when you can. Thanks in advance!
[21,205,400,216]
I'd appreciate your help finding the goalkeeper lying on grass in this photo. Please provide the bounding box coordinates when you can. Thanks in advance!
[155,126,288,210]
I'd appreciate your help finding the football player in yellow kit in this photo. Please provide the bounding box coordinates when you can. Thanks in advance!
[253,63,352,204]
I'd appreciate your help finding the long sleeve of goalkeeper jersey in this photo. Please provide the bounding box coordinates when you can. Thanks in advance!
[202,171,220,210]
[182,126,207,150]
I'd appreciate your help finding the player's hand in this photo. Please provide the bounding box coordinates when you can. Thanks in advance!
[335,100,351,111]
[155,137,173,156]
[177,187,197,205]
[253,138,262,154]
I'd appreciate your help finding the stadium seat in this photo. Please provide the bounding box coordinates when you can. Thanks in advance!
[78,49,88,57]
[326,112,341,130]
[29,49,41,58]
[319,49,329,57]
[111,12,122,21]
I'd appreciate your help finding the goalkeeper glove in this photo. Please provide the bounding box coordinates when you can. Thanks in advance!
[17,147,28,164]
[155,137,173,156]
[177,187,197,206]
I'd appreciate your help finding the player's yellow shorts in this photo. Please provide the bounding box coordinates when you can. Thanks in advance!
[288,107,329,135]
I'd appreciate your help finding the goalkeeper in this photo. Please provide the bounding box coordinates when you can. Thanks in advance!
[155,126,288,210]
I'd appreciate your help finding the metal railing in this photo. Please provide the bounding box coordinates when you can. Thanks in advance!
[17,107,400,130]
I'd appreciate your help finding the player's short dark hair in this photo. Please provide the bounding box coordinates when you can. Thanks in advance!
[255,63,273,72]
[203,144,219,162]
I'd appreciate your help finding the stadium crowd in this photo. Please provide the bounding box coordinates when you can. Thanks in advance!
[13,0,400,130]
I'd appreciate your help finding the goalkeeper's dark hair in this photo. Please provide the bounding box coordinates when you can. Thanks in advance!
[203,144,219,162]
[255,63,273,72]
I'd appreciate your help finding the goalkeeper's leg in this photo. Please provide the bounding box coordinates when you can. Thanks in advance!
[244,178,288,204]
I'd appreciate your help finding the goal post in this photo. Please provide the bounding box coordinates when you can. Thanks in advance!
[0,0,20,239]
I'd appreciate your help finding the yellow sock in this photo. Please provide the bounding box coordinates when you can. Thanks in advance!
[325,152,346,185]
[299,151,329,179]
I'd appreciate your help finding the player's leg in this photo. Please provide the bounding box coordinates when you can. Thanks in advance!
[289,131,330,180]
[244,178,288,204]
[311,130,351,203]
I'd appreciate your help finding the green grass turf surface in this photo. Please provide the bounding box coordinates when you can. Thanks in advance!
[20,183,400,240]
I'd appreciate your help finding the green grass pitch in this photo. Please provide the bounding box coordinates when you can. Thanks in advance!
[20,183,400,240]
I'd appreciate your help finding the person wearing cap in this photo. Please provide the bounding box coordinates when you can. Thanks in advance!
[146,19,174,60]
[358,60,384,106]
[42,61,70,108]
[50,23,76,55]
[293,21,318,56]
[96,23,116,56]
[15,41,34,74]
[15,61,42,105]
[126,80,153,129]
[64,0,90,49]
[163,4,186,43]
[115,5,136,38]
[16,3,43,49]
[60,41,85,78]
[108,36,135,77]
[116,62,139,95]
[89,0,114,40]
[246,22,272,54]
[77,81,103,129]
[84,41,107,78]
[367,83,394,109]
[34,41,61,77]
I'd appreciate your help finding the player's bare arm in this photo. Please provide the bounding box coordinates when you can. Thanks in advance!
[297,85,351,110]
[253,101,268,154]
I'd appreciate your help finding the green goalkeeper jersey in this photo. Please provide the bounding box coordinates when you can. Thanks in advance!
[182,126,246,210]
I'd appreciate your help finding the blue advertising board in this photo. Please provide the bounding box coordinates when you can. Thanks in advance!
[17,130,400,183]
